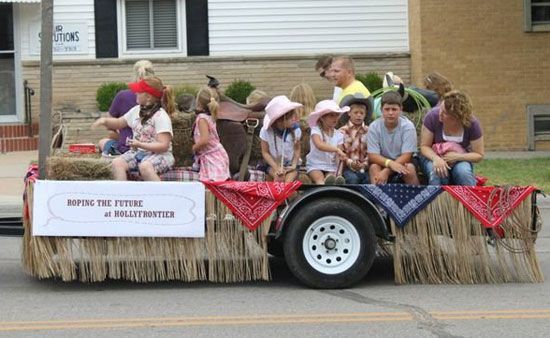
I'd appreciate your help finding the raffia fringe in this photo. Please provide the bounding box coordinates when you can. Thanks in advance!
[22,183,270,283]
[392,193,543,284]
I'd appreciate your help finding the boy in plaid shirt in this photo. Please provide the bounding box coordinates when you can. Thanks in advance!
[338,94,372,184]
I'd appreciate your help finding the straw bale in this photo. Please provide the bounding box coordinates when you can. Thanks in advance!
[171,112,195,167]
[47,155,112,180]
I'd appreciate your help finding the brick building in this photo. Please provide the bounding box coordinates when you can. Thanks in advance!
[409,0,550,150]
[1,0,549,151]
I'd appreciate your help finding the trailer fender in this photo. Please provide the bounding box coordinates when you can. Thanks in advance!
[274,186,387,240]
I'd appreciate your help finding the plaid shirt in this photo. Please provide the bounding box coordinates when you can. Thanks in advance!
[339,121,369,168]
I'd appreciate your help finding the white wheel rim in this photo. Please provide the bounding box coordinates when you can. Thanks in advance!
[302,215,361,275]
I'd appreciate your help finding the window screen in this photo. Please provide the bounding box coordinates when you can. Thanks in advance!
[125,0,177,50]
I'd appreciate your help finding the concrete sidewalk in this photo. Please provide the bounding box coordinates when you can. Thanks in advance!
[1,150,549,218]
[0,150,37,218]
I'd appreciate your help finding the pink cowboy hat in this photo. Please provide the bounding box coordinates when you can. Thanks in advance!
[263,95,303,130]
[307,99,350,128]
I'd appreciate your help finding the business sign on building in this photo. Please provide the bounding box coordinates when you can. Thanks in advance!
[32,180,205,237]
[30,22,89,55]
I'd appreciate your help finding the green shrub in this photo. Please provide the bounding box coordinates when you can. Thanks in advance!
[357,72,383,93]
[96,82,128,112]
[173,84,198,98]
[224,80,255,104]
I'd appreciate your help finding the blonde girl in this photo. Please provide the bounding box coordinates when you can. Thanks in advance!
[289,83,316,121]
[92,76,175,181]
[192,86,230,181]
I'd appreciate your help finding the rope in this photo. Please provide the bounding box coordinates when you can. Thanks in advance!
[50,111,66,154]
[488,186,541,253]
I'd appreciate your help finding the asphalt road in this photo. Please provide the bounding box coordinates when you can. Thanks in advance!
[0,206,549,337]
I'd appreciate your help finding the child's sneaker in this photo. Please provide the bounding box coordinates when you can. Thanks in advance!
[335,176,346,185]
[324,174,336,185]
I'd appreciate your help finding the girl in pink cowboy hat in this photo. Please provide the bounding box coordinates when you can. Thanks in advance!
[306,100,349,184]
[260,95,303,182]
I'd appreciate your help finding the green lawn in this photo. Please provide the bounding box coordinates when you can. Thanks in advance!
[476,157,550,192]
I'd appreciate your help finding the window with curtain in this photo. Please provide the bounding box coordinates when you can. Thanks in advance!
[125,0,178,50]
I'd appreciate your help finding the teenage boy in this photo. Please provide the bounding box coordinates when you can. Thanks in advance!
[367,91,420,185]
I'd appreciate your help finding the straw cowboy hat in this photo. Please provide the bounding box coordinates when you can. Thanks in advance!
[262,95,303,130]
[308,100,350,128]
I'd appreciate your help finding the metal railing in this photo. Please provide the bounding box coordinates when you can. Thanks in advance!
[24,80,35,137]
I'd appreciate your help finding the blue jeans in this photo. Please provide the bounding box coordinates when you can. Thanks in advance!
[419,155,476,186]
[102,139,121,156]
[342,168,370,184]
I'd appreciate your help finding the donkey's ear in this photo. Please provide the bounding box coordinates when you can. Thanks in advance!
[398,83,405,98]
[206,75,220,89]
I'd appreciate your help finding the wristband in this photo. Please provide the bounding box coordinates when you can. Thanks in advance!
[384,159,391,168]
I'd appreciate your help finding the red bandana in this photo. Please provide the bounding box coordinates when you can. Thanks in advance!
[443,185,536,228]
[23,164,39,220]
[203,181,302,230]
[128,79,163,98]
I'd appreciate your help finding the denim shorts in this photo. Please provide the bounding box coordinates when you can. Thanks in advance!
[102,139,121,156]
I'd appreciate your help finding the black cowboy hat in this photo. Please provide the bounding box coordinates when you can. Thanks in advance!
[339,92,374,119]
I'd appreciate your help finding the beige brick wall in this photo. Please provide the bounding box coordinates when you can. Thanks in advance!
[22,53,410,116]
[409,0,550,150]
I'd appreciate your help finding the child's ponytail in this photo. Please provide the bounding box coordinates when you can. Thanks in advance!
[196,86,220,120]
[161,85,176,116]
[207,96,219,121]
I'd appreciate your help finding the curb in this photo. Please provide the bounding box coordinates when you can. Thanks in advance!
[0,196,23,218]
[537,195,550,208]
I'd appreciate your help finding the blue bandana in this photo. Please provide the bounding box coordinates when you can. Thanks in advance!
[355,184,443,227]
[273,122,300,141]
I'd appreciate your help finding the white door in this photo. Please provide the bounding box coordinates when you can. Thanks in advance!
[0,2,19,123]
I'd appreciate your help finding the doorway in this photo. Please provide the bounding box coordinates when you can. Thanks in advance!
[0,3,18,123]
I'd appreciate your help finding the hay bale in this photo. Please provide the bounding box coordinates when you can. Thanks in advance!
[299,120,311,166]
[47,155,112,180]
[250,126,264,164]
[171,112,196,167]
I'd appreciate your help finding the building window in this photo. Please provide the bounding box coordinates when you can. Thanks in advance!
[527,105,550,150]
[525,0,550,32]
[120,0,185,55]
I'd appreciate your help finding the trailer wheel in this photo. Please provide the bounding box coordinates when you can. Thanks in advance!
[283,198,376,288]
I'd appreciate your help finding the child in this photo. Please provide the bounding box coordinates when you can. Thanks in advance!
[306,100,349,184]
[367,91,419,185]
[339,95,371,184]
[92,76,175,181]
[289,83,316,121]
[98,60,155,156]
[260,95,302,182]
[192,86,230,181]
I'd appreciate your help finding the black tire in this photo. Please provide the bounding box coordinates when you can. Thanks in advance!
[283,198,376,289]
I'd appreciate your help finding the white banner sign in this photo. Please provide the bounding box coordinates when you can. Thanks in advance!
[32,180,205,238]
[30,22,89,55]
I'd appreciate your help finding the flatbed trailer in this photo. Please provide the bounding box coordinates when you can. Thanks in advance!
[13,180,544,288]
